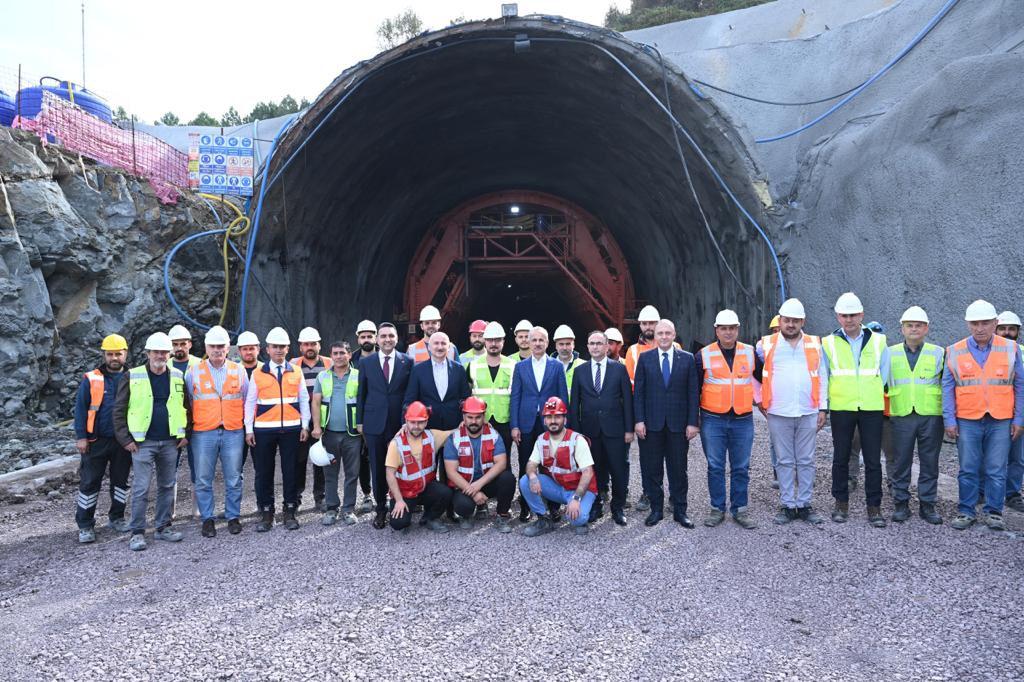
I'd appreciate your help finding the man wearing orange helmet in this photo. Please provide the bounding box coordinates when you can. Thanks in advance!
[459,319,488,366]
[519,397,597,537]
[384,401,455,533]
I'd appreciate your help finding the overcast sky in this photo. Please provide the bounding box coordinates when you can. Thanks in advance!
[0,0,623,123]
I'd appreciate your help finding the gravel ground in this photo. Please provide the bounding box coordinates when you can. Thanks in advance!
[1,415,1022,680]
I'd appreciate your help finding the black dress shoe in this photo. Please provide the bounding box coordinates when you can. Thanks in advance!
[589,505,604,523]
[201,519,216,538]
[644,511,663,526]
[372,511,387,529]
[228,518,242,535]
[674,513,695,529]
[518,505,532,523]
[255,511,273,533]
[612,510,627,526]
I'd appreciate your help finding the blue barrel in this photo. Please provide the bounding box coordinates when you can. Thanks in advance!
[0,90,14,126]
[15,77,112,123]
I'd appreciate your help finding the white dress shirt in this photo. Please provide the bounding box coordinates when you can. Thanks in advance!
[432,359,448,398]
[531,355,547,391]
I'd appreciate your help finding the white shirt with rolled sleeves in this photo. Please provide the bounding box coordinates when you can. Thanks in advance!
[755,333,829,417]
[243,360,311,434]
[529,431,595,468]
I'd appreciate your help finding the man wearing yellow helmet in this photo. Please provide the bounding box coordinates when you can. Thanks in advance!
[72,334,132,544]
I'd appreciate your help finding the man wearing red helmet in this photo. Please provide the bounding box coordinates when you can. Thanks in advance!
[460,320,488,366]
[384,401,455,533]
[443,397,517,532]
[519,396,597,536]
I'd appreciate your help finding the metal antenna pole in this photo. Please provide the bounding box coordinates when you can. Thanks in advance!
[81,1,86,85]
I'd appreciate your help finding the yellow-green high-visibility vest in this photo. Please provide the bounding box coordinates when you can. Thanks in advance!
[317,367,359,436]
[469,355,515,423]
[887,342,943,417]
[562,357,586,400]
[126,365,187,442]
[822,331,886,411]
[460,348,485,367]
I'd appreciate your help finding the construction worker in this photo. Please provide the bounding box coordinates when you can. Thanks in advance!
[291,326,331,511]
[769,316,780,334]
[244,327,310,532]
[236,330,260,471]
[552,325,585,399]
[350,319,378,514]
[510,326,569,521]
[384,401,455,533]
[404,332,472,430]
[72,333,131,544]
[513,319,533,360]
[995,310,1024,512]
[755,298,828,525]
[407,305,457,364]
[822,292,889,528]
[766,316,781,490]
[113,332,190,552]
[444,396,516,532]
[311,342,362,527]
[460,319,488,366]
[945,300,1024,531]
[520,397,597,537]
[878,306,944,525]
[352,320,379,367]
[605,327,625,362]
[696,310,761,530]
[168,323,201,504]
[468,321,515,454]
[185,325,248,538]
[624,304,662,384]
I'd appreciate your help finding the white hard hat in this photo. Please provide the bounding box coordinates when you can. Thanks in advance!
[236,331,260,347]
[834,292,864,315]
[483,321,505,339]
[900,306,930,324]
[778,298,806,319]
[308,439,333,467]
[997,310,1022,327]
[167,324,191,341]
[514,319,533,333]
[419,305,441,322]
[145,332,173,352]
[265,327,290,345]
[297,327,321,343]
[965,300,998,322]
[714,310,740,326]
[204,325,231,346]
[553,324,575,341]
[637,305,661,322]
[605,327,623,343]
[356,319,377,334]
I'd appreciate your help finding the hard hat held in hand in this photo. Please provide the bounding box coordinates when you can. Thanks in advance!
[308,439,333,467]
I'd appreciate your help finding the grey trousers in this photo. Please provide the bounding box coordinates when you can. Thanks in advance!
[889,413,944,504]
[130,439,180,533]
[767,413,818,509]
[321,430,363,513]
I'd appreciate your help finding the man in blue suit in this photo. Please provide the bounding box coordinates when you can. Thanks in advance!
[510,326,568,521]
[570,330,634,526]
[633,319,700,528]
[356,322,413,530]
[403,332,472,430]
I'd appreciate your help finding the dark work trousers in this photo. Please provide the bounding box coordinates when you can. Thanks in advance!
[295,435,326,507]
[75,436,132,529]
[589,433,630,514]
[831,410,884,507]
[489,418,513,460]
[389,480,453,530]
[638,429,689,516]
[253,430,301,513]
[358,439,372,496]
[366,433,393,513]
[451,469,517,517]
[890,413,944,504]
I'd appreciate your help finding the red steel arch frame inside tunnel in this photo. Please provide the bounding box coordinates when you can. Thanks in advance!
[404,190,636,335]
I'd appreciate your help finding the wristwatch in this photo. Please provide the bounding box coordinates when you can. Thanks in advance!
[571,493,582,502]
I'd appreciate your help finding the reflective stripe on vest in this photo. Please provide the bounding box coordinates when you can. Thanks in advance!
[563,357,585,401]
[470,355,515,423]
[318,367,360,436]
[760,332,822,412]
[253,363,303,430]
[887,343,944,417]
[84,369,105,437]
[539,428,597,494]
[125,366,187,442]
[699,342,754,415]
[190,360,246,431]
[393,429,436,498]
[822,332,886,411]
[948,336,1017,420]
[449,424,497,486]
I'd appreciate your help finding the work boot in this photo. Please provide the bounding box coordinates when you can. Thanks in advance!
[733,508,757,529]
[704,508,726,527]
[475,504,489,521]
[343,512,358,526]
[919,502,942,525]
[867,506,886,528]
[495,513,512,534]
[155,526,183,542]
[950,514,975,530]
[228,518,242,534]
[574,524,589,536]
[426,518,450,534]
[985,513,1006,531]
[357,496,375,515]
[256,511,274,533]
[799,507,825,525]
[372,511,388,529]
[773,507,795,525]
[283,509,300,531]
[635,494,651,512]
[522,516,554,537]
[891,502,911,523]
[518,500,532,523]
[831,501,849,523]
[1005,493,1024,513]
[321,509,338,526]
[107,517,131,533]
[78,528,96,544]
[129,533,147,551]
[201,519,216,538]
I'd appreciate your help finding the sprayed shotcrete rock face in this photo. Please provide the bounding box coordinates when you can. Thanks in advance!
[252,18,776,346]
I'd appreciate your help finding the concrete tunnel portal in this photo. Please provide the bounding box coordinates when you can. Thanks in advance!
[249,17,779,351]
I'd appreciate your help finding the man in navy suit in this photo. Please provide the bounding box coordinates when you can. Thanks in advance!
[403,332,472,430]
[570,330,634,526]
[356,322,412,529]
[633,319,700,528]
[510,326,569,521]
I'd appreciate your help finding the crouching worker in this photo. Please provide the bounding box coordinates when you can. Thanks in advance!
[444,397,516,533]
[520,397,598,537]
[385,401,454,533]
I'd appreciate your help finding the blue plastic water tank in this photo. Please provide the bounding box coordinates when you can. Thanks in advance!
[0,90,14,126]
[15,77,112,123]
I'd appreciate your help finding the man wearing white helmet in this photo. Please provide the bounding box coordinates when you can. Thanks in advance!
[350,320,378,514]
[185,326,249,537]
[235,331,261,473]
[468,321,516,454]
[995,311,1024,512]
[878,307,944,524]
[513,320,533,361]
[552,325,585,400]
[291,327,332,512]
[351,320,378,370]
[113,332,191,551]
[944,301,1024,531]
[605,328,624,362]
[168,324,201,507]
[407,305,458,365]
[821,292,890,528]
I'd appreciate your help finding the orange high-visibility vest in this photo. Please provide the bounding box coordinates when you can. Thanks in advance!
[448,424,498,486]
[393,429,437,498]
[190,360,246,431]
[699,342,755,415]
[253,363,303,431]
[84,369,105,438]
[947,336,1017,420]
[539,428,597,494]
[760,332,822,411]
[624,341,655,383]
[408,339,457,365]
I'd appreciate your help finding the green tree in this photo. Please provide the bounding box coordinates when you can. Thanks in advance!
[158,111,180,126]
[605,0,771,32]
[279,95,299,114]
[220,106,242,126]
[113,105,129,121]
[189,111,219,126]
[377,9,424,50]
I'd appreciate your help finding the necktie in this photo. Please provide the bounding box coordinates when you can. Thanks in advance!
[383,355,391,383]
[276,365,283,382]
[662,352,670,388]
[594,362,602,393]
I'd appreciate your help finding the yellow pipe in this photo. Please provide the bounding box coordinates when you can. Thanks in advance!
[198,193,251,325]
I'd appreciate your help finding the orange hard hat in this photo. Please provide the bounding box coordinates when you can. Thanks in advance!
[462,396,487,414]
[469,319,488,334]
[404,401,431,421]
[542,397,568,416]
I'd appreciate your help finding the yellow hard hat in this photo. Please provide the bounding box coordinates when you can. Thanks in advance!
[100,334,128,351]
[769,315,780,330]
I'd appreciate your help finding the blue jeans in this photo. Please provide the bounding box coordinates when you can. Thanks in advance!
[519,474,595,527]
[699,413,754,514]
[956,417,1011,516]
[1006,431,1024,498]
[192,428,244,521]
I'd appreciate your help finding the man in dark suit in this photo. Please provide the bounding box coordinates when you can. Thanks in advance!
[510,326,569,521]
[570,330,634,526]
[633,319,700,528]
[356,322,413,529]
[403,332,472,430]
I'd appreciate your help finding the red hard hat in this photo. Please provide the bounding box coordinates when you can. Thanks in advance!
[404,401,431,421]
[469,319,488,334]
[542,397,568,416]
[462,396,487,414]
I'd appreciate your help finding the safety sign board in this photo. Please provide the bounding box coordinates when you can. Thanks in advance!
[188,132,254,196]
